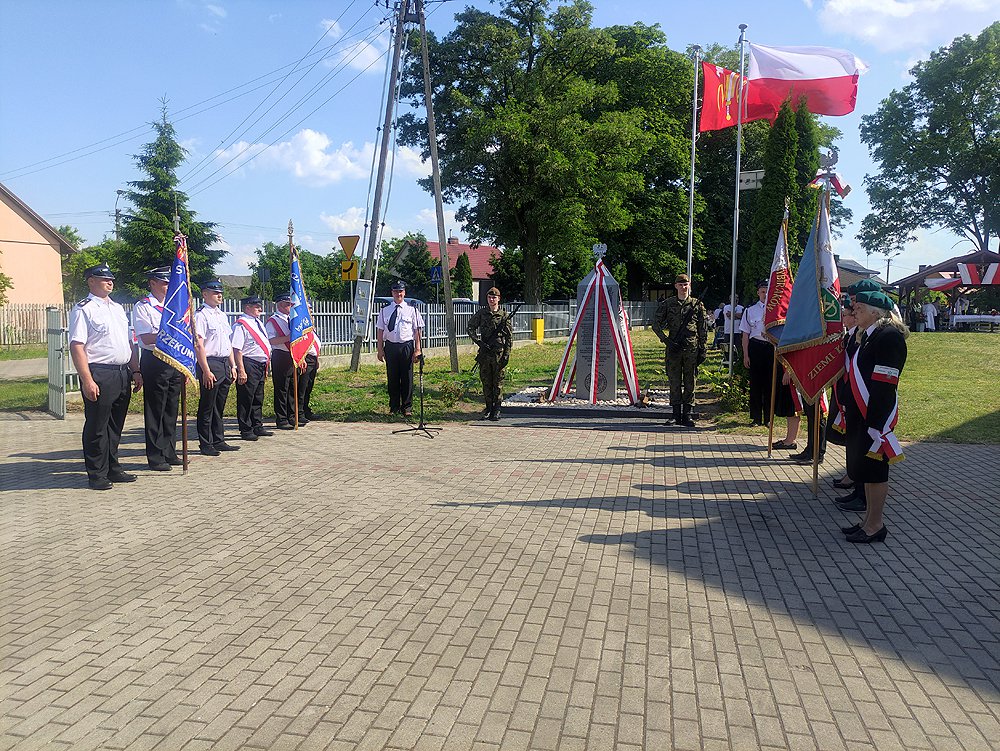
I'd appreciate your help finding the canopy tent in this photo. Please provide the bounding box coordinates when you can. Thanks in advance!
[894,249,1000,299]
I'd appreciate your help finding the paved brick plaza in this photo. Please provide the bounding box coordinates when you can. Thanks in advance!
[1,414,998,750]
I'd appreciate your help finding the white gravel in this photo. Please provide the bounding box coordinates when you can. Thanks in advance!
[502,386,672,411]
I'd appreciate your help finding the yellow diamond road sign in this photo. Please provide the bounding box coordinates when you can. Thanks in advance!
[339,235,360,260]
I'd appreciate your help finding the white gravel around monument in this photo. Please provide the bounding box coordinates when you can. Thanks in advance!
[503,385,673,411]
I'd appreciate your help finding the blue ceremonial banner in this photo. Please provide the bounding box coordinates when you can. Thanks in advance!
[154,234,197,381]
[288,243,317,365]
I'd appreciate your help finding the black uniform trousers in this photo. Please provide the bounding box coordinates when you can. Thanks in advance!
[298,353,319,419]
[237,358,267,436]
[140,349,182,465]
[384,340,414,413]
[746,338,773,424]
[271,349,295,426]
[82,364,132,484]
[197,357,232,450]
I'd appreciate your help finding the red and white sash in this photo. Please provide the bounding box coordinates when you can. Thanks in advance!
[847,346,904,463]
[236,318,272,363]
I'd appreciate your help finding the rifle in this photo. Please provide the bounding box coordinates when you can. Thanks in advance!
[470,302,522,375]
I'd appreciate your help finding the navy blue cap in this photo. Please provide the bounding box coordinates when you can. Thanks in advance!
[84,263,115,280]
[201,279,224,292]
[146,266,171,282]
[274,293,292,303]
[241,296,263,307]
[392,280,406,291]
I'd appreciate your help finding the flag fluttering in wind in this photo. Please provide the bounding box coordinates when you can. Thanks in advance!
[288,242,318,366]
[776,196,844,403]
[925,262,1000,291]
[748,44,868,119]
[763,208,793,345]
[154,234,196,381]
[699,62,775,132]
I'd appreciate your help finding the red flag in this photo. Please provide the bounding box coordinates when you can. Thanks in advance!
[763,210,793,344]
[748,44,868,119]
[698,62,775,132]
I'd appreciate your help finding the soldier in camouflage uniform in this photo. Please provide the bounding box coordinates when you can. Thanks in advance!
[652,273,708,427]
[468,287,513,421]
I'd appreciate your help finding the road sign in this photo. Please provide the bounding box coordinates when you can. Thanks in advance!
[738,169,765,191]
[430,265,443,285]
[352,279,373,339]
[341,259,359,281]
[339,235,360,260]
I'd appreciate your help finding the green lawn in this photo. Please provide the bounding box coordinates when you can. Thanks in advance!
[1,330,997,444]
[0,344,47,361]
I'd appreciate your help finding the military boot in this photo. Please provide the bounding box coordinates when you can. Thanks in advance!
[668,405,681,425]
[681,405,696,427]
[481,399,493,419]
[490,403,501,421]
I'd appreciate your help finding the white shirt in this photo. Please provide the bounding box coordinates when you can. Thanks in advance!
[723,304,744,334]
[921,302,938,321]
[69,294,133,365]
[131,295,165,351]
[375,301,424,344]
[231,314,271,362]
[265,312,290,352]
[195,304,233,358]
[739,300,767,341]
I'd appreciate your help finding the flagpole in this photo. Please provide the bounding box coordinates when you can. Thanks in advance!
[289,220,300,430]
[812,400,821,496]
[173,207,191,474]
[686,45,702,280]
[728,24,748,377]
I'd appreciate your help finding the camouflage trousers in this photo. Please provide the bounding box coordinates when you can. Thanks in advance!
[479,354,504,408]
[665,346,699,407]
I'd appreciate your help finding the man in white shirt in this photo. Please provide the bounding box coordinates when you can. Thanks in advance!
[132,266,183,471]
[722,297,744,363]
[232,296,272,440]
[194,279,239,455]
[921,300,938,331]
[376,280,424,417]
[297,327,321,422]
[265,293,296,429]
[740,280,771,426]
[69,263,143,490]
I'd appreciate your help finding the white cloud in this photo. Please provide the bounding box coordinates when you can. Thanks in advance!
[321,19,343,37]
[205,4,226,18]
[331,34,389,73]
[210,130,429,186]
[817,0,998,53]
[212,238,257,276]
[414,208,462,238]
[320,207,368,234]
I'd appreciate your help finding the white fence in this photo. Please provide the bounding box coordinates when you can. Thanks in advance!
[3,299,660,352]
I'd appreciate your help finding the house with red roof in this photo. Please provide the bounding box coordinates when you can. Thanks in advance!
[400,235,500,302]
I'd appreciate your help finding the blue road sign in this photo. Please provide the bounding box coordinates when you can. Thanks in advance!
[430,265,443,284]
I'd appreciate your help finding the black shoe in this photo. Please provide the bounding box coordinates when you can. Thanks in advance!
[241,433,259,441]
[789,450,809,461]
[254,429,273,437]
[403,410,414,419]
[89,479,113,491]
[304,412,316,421]
[298,418,309,426]
[215,443,240,452]
[489,408,501,421]
[148,462,172,472]
[846,525,887,544]
[836,497,868,513]
[832,477,855,490]
[841,523,862,535]
[835,489,860,504]
[276,423,294,430]
[167,458,183,466]
[200,446,220,457]
[749,419,762,427]
[681,407,695,428]
[771,440,797,450]
[795,454,823,465]
[108,471,137,483]
[481,406,493,419]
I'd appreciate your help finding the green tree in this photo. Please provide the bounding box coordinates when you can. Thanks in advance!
[398,0,652,303]
[119,105,223,298]
[0,258,11,304]
[489,247,525,299]
[749,101,798,295]
[248,241,346,302]
[386,233,435,302]
[792,102,821,252]
[859,23,1000,256]
[55,225,85,250]
[61,238,128,303]
[452,252,474,298]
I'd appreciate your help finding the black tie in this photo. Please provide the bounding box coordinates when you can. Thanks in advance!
[388,306,398,332]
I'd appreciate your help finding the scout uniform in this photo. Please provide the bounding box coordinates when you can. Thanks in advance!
[69,263,140,490]
[652,273,708,426]
[132,266,183,470]
[467,287,513,421]
[265,293,296,429]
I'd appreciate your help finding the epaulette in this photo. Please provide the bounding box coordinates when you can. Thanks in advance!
[76,298,90,307]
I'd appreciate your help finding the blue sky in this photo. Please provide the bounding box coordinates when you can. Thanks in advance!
[1,0,997,284]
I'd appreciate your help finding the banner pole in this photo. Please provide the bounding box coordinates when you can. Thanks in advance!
[767,351,777,457]
[686,45,702,280]
[812,400,820,496]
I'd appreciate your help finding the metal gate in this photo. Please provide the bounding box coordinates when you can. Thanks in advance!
[46,306,66,418]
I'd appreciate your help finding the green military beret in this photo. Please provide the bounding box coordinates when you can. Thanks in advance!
[846,278,881,295]
[854,290,894,311]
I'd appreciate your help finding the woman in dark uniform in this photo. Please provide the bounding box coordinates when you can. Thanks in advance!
[841,290,908,544]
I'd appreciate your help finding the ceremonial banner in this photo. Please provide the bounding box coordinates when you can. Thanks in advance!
[763,209,793,345]
[776,197,844,403]
[153,234,196,381]
[288,243,318,366]
[699,62,775,132]
[748,44,868,119]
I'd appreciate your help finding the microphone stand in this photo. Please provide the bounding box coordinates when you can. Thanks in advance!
[393,354,440,438]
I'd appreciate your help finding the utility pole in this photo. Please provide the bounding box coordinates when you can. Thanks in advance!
[416,0,458,372]
[350,0,410,372]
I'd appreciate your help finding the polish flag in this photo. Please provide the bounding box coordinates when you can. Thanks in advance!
[748,44,868,118]
[924,276,961,292]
